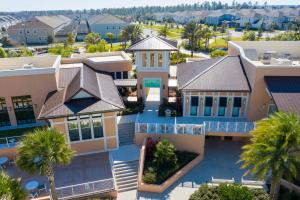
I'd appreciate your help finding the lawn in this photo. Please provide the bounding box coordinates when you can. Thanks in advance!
[143,24,183,40]
[209,38,228,49]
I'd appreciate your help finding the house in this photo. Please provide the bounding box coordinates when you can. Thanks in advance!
[87,14,127,39]
[1,40,300,198]
[7,15,72,44]
[204,11,236,26]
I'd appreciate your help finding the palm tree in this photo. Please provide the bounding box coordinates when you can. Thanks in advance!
[84,32,101,45]
[202,25,213,51]
[0,172,27,200]
[123,24,143,45]
[239,112,300,200]
[182,21,202,57]
[16,128,74,200]
[158,24,169,38]
[106,32,115,49]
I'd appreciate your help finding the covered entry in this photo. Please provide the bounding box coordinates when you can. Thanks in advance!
[144,78,161,102]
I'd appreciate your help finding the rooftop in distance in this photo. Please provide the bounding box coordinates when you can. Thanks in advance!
[230,41,300,67]
[71,51,131,63]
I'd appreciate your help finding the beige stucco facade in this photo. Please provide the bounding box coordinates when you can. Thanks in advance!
[50,112,118,155]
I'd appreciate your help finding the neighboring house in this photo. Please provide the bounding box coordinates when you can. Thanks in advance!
[88,14,128,39]
[204,11,236,26]
[7,15,72,44]
[76,19,90,41]
[0,15,20,30]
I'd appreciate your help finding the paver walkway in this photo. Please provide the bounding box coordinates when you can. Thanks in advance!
[117,140,253,200]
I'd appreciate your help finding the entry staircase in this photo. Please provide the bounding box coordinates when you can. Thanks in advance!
[113,160,139,192]
[118,123,135,146]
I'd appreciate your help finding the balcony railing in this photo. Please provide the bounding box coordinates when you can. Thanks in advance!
[56,178,115,200]
[0,136,22,149]
[135,123,204,135]
[204,121,254,133]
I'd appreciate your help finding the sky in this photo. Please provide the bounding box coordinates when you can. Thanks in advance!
[0,0,299,12]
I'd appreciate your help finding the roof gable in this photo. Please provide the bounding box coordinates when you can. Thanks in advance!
[178,56,250,92]
[89,14,127,25]
[127,36,178,51]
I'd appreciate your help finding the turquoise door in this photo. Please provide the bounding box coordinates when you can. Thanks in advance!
[144,79,161,88]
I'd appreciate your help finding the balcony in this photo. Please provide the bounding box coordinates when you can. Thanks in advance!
[135,123,204,135]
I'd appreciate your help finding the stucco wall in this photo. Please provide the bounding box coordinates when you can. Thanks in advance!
[8,27,53,44]
[135,133,205,155]
[0,73,57,126]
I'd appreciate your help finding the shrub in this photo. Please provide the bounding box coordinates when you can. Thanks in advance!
[242,31,256,41]
[154,139,177,168]
[210,50,227,58]
[143,167,156,183]
[189,184,219,200]
[217,184,253,200]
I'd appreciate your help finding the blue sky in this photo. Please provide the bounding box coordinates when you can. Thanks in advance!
[0,0,299,12]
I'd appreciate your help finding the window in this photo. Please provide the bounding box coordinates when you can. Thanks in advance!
[150,53,155,67]
[67,117,80,142]
[0,98,10,127]
[123,71,128,79]
[232,97,242,117]
[19,31,22,34]
[116,72,122,79]
[12,95,35,125]
[190,96,199,116]
[92,114,103,138]
[218,97,227,116]
[142,53,147,67]
[204,97,213,116]
[111,72,115,80]
[158,53,163,67]
[107,26,109,29]
[80,115,92,140]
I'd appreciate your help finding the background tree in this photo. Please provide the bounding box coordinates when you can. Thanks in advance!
[67,33,75,45]
[158,24,169,38]
[0,47,7,58]
[0,172,27,200]
[239,112,300,200]
[242,31,256,41]
[202,25,213,51]
[47,34,54,45]
[1,36,10,47]
[84,32,101,45]
[182,21,202,57]
[16,128,74,200]
[106,32,115,49]
[122,24,143,44]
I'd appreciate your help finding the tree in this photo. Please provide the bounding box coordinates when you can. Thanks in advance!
[67,33,75,45]
[106,32,115,49]
[47,34,54,45]
[202,25,213,51]
[84,32,101,45]
[0,172,27,200]
[16,128,74,200]
[154,139,177,168]
[158,24,169,38]
[182,21,202,57]
[239,112,300,200]
[242,31,256,41]
[122,24,143,44]
[0,47,7,58]
[1,36,10,47]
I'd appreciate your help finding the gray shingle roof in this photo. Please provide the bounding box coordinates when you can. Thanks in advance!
[265,76,300,115]
[88,14,127,25]
[127,36,178,51]
[177,56,250,92]
[39,65,124,119]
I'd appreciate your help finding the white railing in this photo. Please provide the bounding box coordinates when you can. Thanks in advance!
[204,121,254,133]
[0,136,22,149]
[135,123,204,135]
[56,178,115,200]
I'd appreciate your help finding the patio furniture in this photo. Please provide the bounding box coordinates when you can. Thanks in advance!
[37,183,47,193]
[25,180,39,191]
[0,157,8,168]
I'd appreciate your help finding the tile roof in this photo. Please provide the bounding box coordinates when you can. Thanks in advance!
[127,36,178,51]
[39,66,124,119]
[88,14,127,25]
[177,56,250,92]
[265,76,300,115]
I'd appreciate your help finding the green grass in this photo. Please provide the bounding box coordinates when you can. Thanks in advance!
[143,24,183,40]
[209,38,228,49]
